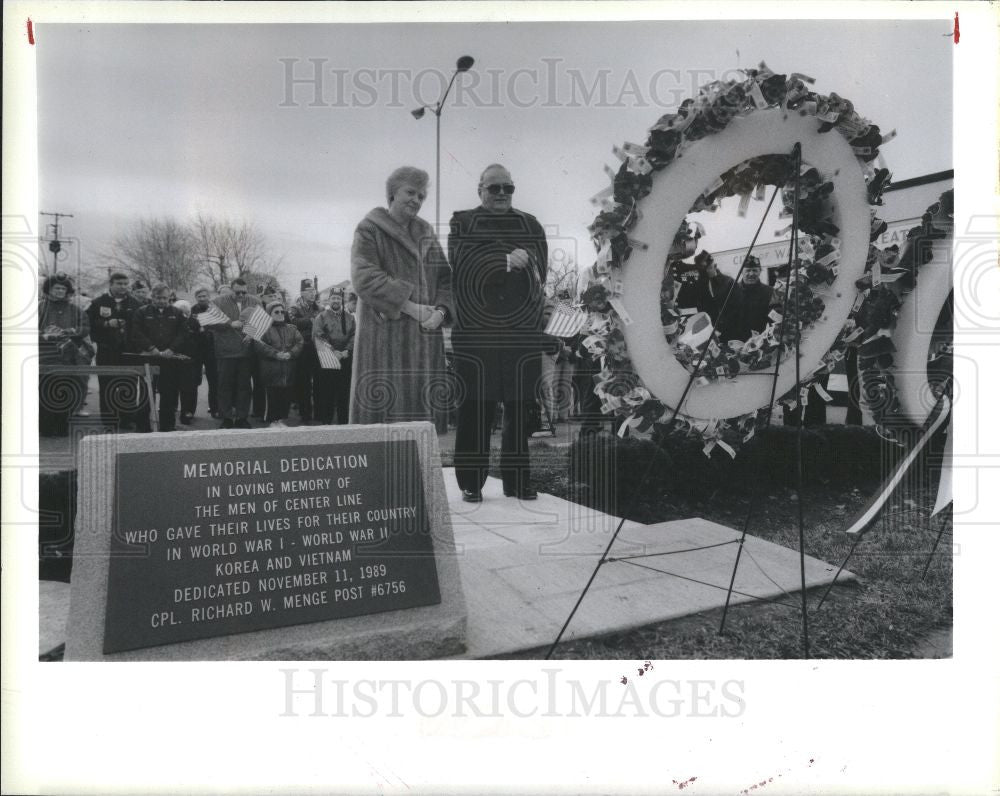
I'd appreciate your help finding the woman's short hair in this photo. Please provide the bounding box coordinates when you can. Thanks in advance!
[386,166,429,206]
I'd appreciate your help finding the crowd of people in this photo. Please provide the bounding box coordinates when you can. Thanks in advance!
[38,272,356,435]
[39,159,816,500]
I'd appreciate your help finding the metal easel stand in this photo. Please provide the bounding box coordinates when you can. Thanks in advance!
[545,151,804,659]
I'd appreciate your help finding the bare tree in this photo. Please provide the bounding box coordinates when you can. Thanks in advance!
[545,253,578,299]
[192,213,283,290]
[102,217,199,291]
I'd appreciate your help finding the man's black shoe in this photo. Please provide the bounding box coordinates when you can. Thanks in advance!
[503,487,538,500]
[220,419,235,429]
[234,418,252,429]
[179,413,193,425]
[461,489,483,503]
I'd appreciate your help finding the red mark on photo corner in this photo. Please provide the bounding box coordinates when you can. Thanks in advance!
[27,18,35,45]
[953,13,960,44]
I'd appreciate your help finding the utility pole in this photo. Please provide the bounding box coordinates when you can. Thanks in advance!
[40,211,74,275]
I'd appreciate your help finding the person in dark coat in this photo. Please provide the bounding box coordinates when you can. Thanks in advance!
[449,163,549,502]
[287,278,323,423]
[252,301,303,426]
[86,271,145,430]
[190,287,219,418]
[735,255,774,340]
[313,288,356,424]
[675,250,741,343]
[129,284,188,432]
[173,300,201,424]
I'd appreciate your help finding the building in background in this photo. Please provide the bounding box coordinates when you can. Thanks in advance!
[708,170,954,422]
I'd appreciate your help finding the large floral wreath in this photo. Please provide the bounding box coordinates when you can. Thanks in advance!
[576,63,903,456]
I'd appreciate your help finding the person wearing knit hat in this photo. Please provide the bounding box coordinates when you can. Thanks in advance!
[287,278,322,424]
[39,273,93,435]
[253,300,303,426]
[312,288,356,424]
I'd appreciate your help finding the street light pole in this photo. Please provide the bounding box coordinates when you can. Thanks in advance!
[435,108,442,236]
[412,55,475,239]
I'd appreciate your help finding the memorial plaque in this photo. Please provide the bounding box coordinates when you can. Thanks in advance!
[103,439,440,653]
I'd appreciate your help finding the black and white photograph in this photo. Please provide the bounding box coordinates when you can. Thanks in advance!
[4,1,998,793]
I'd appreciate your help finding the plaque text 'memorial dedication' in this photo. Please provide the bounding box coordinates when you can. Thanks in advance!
[104,440,439,653]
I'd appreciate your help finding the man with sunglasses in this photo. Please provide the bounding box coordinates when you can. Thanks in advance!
[449,163,548,502]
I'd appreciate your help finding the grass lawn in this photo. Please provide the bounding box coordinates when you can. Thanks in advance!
[456,426,953,660]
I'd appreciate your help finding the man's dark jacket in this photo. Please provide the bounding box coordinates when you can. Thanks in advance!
[129,304,188,353]
[448,206,548,401]
[86,293,143,355]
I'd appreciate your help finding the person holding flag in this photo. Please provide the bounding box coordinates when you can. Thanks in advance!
[313,287,356,424]
[201,277,262,428]
[252,300,303,427]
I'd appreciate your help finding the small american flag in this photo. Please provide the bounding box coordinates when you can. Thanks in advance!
[241,305,273,341]
[314,337,341,370]
[196,305,230,327]
[544,301,587,338]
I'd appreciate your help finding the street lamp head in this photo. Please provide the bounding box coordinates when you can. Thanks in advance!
[456,55,475,72]
[410,107,426,120]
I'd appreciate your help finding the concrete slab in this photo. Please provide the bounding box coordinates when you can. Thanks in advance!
[442,468,851,657]
[39,581,71,656]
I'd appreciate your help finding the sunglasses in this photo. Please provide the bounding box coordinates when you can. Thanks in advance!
[484,183,515,195]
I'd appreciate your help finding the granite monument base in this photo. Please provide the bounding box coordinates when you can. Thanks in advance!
[65,422,466,661]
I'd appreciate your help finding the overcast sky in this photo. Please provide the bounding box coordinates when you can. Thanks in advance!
[37,19,952,291]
